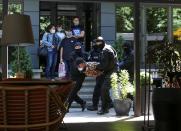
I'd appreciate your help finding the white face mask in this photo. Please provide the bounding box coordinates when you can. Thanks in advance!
[78,67,84,72]
[66,32,72,38]
[57,28,62,32]
[50,29,56,34]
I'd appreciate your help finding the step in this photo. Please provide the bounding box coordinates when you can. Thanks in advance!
[82,82,96,87]
[79,88,94,94]
[71,101,102,108]
[70,77,97,108]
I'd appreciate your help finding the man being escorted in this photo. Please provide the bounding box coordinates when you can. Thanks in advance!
[67,42,88,112]
[94,37,118,115]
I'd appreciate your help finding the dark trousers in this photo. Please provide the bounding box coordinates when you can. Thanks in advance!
[100,75,112,110]
[92,74,112,108]
[46,51,58,79]
[64,60,71,78]
[68,74,85,107]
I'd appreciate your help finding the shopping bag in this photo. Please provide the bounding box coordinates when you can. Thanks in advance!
[58,62,66,78]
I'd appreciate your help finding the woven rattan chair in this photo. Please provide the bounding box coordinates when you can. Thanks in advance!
[0,79,74,131]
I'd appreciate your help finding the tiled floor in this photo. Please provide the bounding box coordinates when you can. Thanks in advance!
[62,108,154,131]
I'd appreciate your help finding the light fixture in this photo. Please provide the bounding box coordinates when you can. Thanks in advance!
[1,14,34,78]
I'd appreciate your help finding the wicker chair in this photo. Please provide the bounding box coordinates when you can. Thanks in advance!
[0,79,74,131]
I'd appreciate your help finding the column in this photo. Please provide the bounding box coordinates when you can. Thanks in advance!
[100,2,116,44]
[24,0,40,68]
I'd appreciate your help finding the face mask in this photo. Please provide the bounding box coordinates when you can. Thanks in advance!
[124,48,130,54]
[95,44,104,51]
[50,29,56,34]
[66,32,72,38]
[75,48,81,53]
[57,28,62,32]
[74,22,79,26]
[78,67,84,72]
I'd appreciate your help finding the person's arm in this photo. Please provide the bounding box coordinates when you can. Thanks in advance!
[60,47,63,63]
[73,26,85,39]
[79,30,85,38]
[96,51,111,71]
[42,33,52,47]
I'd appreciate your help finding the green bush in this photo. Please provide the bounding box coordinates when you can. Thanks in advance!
[112,36,124,61]
[140,72,153,86]
[111,70,134,100]
[11,47,32,77]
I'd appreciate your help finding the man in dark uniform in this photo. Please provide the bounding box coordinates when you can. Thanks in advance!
[68,42,88,112]
[87,40,113,111]
[94,36,118,115]
[119,42,134,82]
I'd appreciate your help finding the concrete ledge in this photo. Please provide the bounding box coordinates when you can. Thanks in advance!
[32,69,43,79]
[8,69,43,79]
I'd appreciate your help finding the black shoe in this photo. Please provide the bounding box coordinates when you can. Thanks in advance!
[97,109,109,115]
[109,103,114,109]
[87,105,98,111]
[81,101,86,112]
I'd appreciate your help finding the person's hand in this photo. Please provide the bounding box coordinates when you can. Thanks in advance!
[60,58,63,63]
[51,45,55,48]
[73,35,79,39]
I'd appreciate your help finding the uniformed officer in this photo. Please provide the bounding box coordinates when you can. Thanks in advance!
[94,36,118,115]
[87,40,113,111]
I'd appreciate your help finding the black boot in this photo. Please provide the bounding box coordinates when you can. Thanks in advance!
[97,109,109,115]
[87,105,98,111]
[81,101,86,112]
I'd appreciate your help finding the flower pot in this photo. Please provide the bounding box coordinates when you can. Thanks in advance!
[113,99,132,116]
[15,72,25,78]
[152,88,181,131]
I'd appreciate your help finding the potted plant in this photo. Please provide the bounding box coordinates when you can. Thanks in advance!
[11,47,33,79]
[140,71,153,115]
[111,70,134,116]
[147,41,181,131]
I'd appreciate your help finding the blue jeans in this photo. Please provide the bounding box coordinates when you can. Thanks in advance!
[46,51,58,79]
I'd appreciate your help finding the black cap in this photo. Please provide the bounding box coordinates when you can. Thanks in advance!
[75,57,85,65]
[122,42,131,48]
[95,36,104,43]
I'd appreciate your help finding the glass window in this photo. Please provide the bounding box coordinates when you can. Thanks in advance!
[0,0,23,66]
[173,8,181,43]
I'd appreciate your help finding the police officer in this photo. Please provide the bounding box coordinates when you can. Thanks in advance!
[68,42,88,112]
[87,40,113,111]
[119,42,134,82]
[94,36,118,115]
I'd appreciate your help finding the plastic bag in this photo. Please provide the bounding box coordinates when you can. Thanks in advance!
[58,62,66,78]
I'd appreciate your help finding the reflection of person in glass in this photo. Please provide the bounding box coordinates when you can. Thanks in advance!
[71,16,85,44]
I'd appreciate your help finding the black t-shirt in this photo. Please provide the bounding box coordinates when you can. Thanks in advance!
[60,37,76,60]
[71,25,84,43]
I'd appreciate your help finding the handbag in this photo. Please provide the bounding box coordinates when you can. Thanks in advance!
[38,45,48,57]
